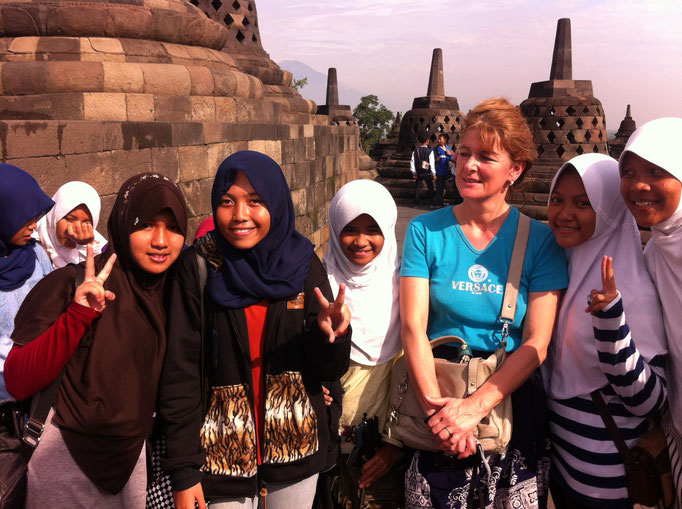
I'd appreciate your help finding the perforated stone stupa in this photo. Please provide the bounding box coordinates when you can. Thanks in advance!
[609,105,637,159]
[0,0,360,253]
[515,18,609,218]
[376,48,464,183]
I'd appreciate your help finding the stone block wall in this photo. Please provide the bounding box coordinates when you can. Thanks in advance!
[2,113,359,256]
[0,0,361,256]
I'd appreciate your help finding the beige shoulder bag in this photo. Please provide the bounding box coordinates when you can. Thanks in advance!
[386,212,530,453]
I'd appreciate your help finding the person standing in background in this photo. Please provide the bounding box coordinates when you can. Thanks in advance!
[410,134,436,208]
[434,134,453,207]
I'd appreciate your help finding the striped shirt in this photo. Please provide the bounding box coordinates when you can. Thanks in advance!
[549,295,667,508]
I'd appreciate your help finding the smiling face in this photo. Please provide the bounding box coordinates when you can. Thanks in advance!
[129,209,184,274]
[620,152,682,227]
[456,128,524,203]
[339,214,385,266]
[56,204,93,249]
[216,171,271,250]
[548,168,596,248]
[8,215,41,247]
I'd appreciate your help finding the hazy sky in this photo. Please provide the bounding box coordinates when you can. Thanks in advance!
[256,0,682,129]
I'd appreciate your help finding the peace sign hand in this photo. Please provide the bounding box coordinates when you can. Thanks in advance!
[586,255,619,314]
[315,283,351,343]
[73,244,117,312]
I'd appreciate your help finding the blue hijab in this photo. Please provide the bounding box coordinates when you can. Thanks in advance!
[0,164,54,290]
[207,151,315,308]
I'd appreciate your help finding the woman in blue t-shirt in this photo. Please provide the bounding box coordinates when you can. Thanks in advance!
[400,98,568,508]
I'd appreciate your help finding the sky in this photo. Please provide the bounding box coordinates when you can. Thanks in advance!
[256,0,682,129]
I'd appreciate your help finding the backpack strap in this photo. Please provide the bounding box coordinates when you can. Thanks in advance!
[20,263,87,461]
[195,250,209,411]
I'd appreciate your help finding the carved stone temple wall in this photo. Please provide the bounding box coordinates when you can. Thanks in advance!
[0,0,360,254]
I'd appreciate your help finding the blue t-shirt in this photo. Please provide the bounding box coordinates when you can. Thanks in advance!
[434,145,452,176]
[401,206,567,352]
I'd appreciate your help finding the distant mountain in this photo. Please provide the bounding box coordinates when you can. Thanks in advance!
[278,60,367,110]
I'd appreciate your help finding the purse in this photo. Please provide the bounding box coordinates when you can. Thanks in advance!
[386,212,530,454]
[0,378,60,509]
[591,392,674,508]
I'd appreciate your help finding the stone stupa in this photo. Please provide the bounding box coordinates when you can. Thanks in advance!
[608,105,637,160]
[515,17,609,218]
[375,48,464,205]
[0,0,361,253]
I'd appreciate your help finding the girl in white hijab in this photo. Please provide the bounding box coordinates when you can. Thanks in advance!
[323,179,402,489]
[547,154,667,508]
[35,181,107,268]
[619,117,682,506]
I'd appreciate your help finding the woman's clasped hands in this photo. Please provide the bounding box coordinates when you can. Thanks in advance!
[73,244,117,312]
[424,394,487,458]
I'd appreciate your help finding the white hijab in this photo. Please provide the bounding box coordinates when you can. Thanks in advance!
[323,179,401,366]
[620,117,682,428]
[547,153,667,400]
[35,181,107,268]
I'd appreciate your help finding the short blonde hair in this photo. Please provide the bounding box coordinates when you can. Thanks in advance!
[462,98,536,181]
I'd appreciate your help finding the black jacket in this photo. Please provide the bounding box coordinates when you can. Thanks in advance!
[158,245,350,498]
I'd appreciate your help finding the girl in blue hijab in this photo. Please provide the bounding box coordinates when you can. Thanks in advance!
[0,164,54,402]
[159,151,351,509]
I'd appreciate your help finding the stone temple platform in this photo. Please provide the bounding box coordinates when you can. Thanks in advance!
[0,0,361,254]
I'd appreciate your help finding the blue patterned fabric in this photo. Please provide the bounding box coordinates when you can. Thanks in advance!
[207,150,315,308]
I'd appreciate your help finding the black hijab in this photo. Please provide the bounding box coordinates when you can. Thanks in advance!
[207,150,315,308]
[12,173,187,494]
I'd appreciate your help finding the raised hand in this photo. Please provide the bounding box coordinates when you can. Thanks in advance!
[314,283,351,343]
[73,244,117,312]
[586,255,619,314]
[65,220,95,245]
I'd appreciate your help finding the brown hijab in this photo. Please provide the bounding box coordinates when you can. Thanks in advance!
[12,173,187,494]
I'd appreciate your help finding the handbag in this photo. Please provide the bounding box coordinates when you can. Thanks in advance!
[0,378,61,509]
[591,392,674,508]
[386,212,530,453]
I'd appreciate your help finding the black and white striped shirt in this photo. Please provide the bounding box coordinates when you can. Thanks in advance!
[549,295,667,507]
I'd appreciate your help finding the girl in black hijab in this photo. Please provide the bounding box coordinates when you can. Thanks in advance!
[5,173,187,508]
[159,151,351,509]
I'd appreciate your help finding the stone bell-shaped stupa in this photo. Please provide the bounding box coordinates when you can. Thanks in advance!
[609,105,637,159]
[0,0,361,253]
[317,68,356,125]
[516,18,609,217]
[376,48,464,180]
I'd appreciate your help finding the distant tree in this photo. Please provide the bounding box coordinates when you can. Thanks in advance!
[353,95,393,153]
[291,77,308,91]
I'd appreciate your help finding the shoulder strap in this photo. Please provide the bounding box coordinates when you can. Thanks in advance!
[590,390,635,465]
[195,250,208,408]
[499,212,530,324]
[20,263,87,461]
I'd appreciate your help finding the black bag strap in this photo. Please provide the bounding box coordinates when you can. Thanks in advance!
[590,390,635,466]
[195,251,208,409]
[19,263,87,461]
